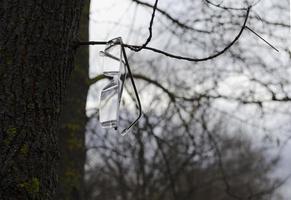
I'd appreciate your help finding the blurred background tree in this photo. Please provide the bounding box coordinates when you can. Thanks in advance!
[84,95,285,200]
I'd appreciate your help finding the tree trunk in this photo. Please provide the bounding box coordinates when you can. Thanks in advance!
[57,1,90,200]
[0,1,83,199]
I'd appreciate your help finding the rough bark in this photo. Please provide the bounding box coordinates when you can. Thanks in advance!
[57,1,89,200]
[0,1,83,199]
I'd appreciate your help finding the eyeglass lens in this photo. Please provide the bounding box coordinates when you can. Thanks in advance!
[99,78,120,128]
[99,40,124,129]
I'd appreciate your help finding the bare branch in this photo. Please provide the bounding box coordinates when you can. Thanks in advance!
[129,0,159,52]
[203,0,251,10]
[131,0,210,33]
[245,26,279,52]
[80,7,251,62]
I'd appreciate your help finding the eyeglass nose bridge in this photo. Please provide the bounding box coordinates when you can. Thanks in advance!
[105,37,123,49]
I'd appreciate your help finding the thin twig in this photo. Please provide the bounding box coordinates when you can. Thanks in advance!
[132,0,209,33]
[203,0,248,11]
[245,26,279,52]
[80,7,251,62]
[129,0,159,52]
[78,6,280,62]
[78,41,107,46]
[125,7,251,62]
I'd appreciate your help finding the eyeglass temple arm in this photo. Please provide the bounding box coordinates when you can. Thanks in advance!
[120,44,142,136]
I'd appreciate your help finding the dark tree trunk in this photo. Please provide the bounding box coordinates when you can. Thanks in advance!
[0,1,83,199]
[57,1,90,200]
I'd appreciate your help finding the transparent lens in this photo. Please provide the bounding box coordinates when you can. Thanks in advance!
[100,53,121,76]
[98,37,133,132]
[99,79,120,128]
[100,44,122,76]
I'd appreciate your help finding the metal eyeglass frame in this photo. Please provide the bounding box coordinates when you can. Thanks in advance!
[99,37,142,136]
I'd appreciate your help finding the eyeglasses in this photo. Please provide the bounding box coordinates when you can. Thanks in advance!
[99,37,142,136]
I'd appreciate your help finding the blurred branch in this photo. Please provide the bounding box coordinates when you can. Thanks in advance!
[200,113,244,200]
[203,0,264,10]
[89,73,291,107]
[133,74,291,104]
[203,0,250,10]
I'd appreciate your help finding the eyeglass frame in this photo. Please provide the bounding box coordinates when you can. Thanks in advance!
[99,37,142,136]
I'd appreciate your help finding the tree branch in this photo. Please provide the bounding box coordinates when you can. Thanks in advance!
[129,0,159,52]
[80,6,251,62]
[131,0,210,33]
[245,26,279,52]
